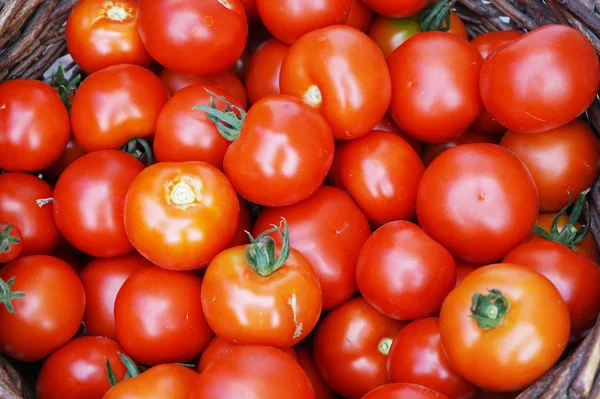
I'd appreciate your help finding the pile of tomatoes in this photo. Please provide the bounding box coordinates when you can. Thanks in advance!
[1,0,600,398]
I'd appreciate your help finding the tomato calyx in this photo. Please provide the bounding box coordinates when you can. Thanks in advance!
[50,64,81,112]
[121,137,154,165]
[105,352,140,387]
[377,337,393,355]
[470,289,510,330]
[0,276,25,315]
[194,88,246,141]
[0,224,20,253]
[419,0,453,33]
[245,218,291,277]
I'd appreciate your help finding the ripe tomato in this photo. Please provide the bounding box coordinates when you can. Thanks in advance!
[124,162,239,270]
[480,25,600,133]
[346,0,373,32]
[0,173,59,256]
[256,0,351,44]
[421,130,500,167]
[534,213,597,262]
[245,39,289,104]
[53,150,144,257]
[387,318,477,399]
[240,0,258,20]
[0,79,70,171]
[36,336,127,399]
[455,261,480,287]
[363,383,449,399]
[500,120,600,212]
[356,221,456,320]
[0,223,22,263]
[137,0,247,75]
[280,25,391,140]
[313,297,405,399]
[368,15,419,58]
[190,345,314,399]
[445,12,468,39]
[362,0,428,17]
[66,0,152,74]
[43,136,87,179]
[253,186,371,309]
[388,32,483,143]
[295,346,336,399]
[0,255,85,361]
[417,144,539,264]
[373,113,421,153]
[470,110,506,136]
[439,263,570,391]
[228,197,253,247]
[80,252,153,340]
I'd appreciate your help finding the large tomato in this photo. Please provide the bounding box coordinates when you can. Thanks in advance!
[245,39,289,104]
[0,223,22,264]
[346,0,373,32]
[439,263,570,391]
[137,0,247,75]
[368,15,419,58]
[534,212,597,262]
[363,384,449,399]
[0,79,70,171]
[416,144,539,264]
[295,346,336,399]
[480,25,600,133]
[421,130,500,167]
[124,162,239,270]
[362,0,428,17]
[280,25,391,140]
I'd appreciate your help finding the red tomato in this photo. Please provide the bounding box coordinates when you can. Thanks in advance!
[363,0,428,17]
[480,25,600,133]
[0,79,70,171]
[256,0,351,44]
[455,261,480,287]
[313,297,405,399]
[245,39,289,104]
[137,0,247,75]
[500,120,600,212]
[388,32,483,143]
[421,130,500,167]
[346,0,373,32]
[471,30,524,60]
[43,136,87,179]
[66,0,152,74]
[36,336,127,399]
[280,25,391,140]
[71,64,169,152]
[0,173,59,256]
[357,221,456,320]
[445,12,468,39]
[253,186,371,309]
[470,110,506,136]
[363,383,449,399]
[387,318,477,399]
[417,144,539,264]
[534,213,598,262]
[0,223,22,263]
[190,345,314,399]
[230,49,251,80]
[240,0,258,20]
[373,113,421,153]
[228,197,253,247]
[124,162,239,270]
[0,255,85,361]
[295,346,336,399]
[368,15,420,58]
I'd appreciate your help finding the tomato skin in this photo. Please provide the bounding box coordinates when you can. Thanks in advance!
[500,120,600,212]
[346,0,373,32]
[368,15,419,58]
[388,32,483,143]
[71,64,170,152]
[0,173,59,256]
[228,197,253,247]
[471,30,524,60]
[0,79,70,172]
[455,261,480,287]
[124,162,239,270]
[240,0,258,20]
[534,213,597,262]
[253,186,371,309]
[445,12,468,39]
[363,383,450,399]
[480,25,600,134]
[362,0,428,17]
[439,263,570,392]
[43,136,87,179]
[0,223,23,263]
[373,114,421,153]
[421,130,500,167]
[36,336,127,399]
[295,346,336,399]
[417,144,539,264]
[313,297,405,399]
[470,110,506,136]
[0,255,85,362]
[245,39,289,105]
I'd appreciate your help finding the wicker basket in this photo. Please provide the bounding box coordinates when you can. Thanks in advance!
[0,0,599,398]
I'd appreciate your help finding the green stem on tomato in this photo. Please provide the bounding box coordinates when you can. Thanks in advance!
[419,0,453,32]
[193,88,246,141]
[121,137,154,165]
[50,64,81,112]
[470,289,510,330]
[105,352,141,387]
[0,224,20,253]
[0,276,25,315]
[245,218,291,277]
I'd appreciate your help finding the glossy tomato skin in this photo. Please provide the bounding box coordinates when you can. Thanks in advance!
[36,336,127,399]
[80,252,153,340]
[313,297,405,399]
[421,130,500,167]
[245,39,289,104]
[534,213,598,262]
[356,221,456,320]
[0,79,70,171]
[124,162,239,270]
[368,15,419,58]
[388,32,483,143]
[480,25,600,133]
[0,256,85,362]
[500,120,600,212]
[363,383,450,399]
[295,346,336,399]
[280,25,391,140]
[0,173,59,256]
[0,223,23,263]
[346,0,373,32]
[137,0,247,75]
[439,263,570,391]
[417,144,539,264]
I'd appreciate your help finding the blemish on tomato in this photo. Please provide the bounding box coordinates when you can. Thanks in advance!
[203,15,214,27]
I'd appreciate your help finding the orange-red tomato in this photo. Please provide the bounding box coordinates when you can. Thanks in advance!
[43,136,87,179]
[362,0,429,17]
[295,346,336,399]
[373,113,421,153]
[421,130,500,167]
[0,223,22,264]
[445,12,468,39]
[534,213,598,262]
[346,0,373,32]
[240,0,258,20]
[455,261,480,287]
[227,197,253,248]
[368,15,420,58]
[363,383,450,399]
[245,39,289,104]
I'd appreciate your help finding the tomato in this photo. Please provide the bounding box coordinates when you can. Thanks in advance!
[43,136,87,179]
[245,39,289,104]
[0,79,70,171]
[388,32,483,143]
[363,383,449,399]
[368,15,419,58]
[154,86,244,167]
[470,110,506,136]
[534,213,597,262]
[421,130,500,167]
[445,12,468,39]
[439,263,570,391]
[373,113,421,153]
[124,162,239,270]
[253,186,371,309]
[71,64,169,152]
[471,30,524,60]
[455,261,480,287]
[37,336,127,399]
[66,0,152,74]
[363,0,428,17]
[0,255,85,362]
[280,25,391,140]
[256,0,351,44]
[0,223,22,263]
[190,345,314,399]
[480,25,600,134]
[228,197,253,247]
[240,0,258,20]
[0,173,59,256]
[346,0,373,32]
[500,120,600,212]
[230,49,250,81]
[417,144,539,264]
[334,131,424,227]
[387,318,477,399]
[313,297,405,399]
[137,0,247,75]
[295,346,336,399]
